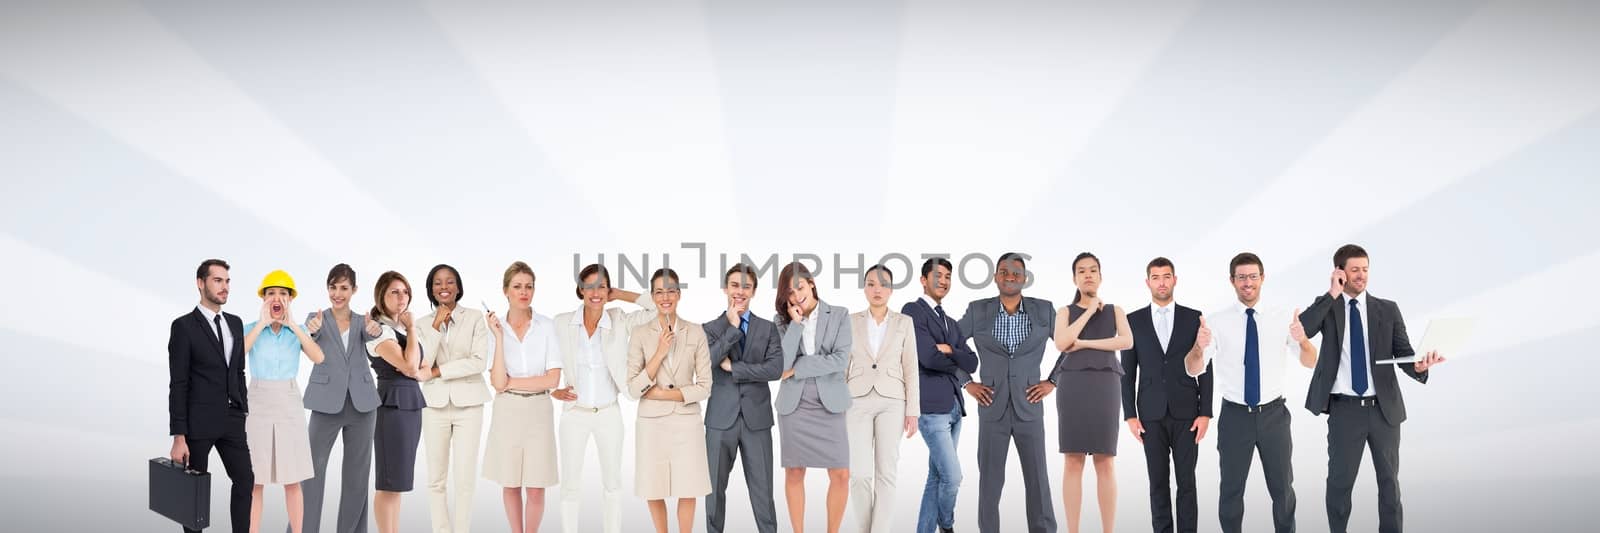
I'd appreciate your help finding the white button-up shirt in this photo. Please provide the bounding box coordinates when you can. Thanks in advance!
[1192,301,1304,405]
[196,305,234,365]
[491,311,563,377]
[1333,292,1375,397]
[572,310,617,408]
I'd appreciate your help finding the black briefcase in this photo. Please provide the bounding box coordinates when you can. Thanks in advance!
[149,457,210,530]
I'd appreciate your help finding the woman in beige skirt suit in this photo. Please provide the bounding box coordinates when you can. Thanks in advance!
[625,268,713,533]
[484,261,564,533]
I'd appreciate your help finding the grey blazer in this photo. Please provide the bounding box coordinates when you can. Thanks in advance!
[303,309,381,414]
[703,312,785,431]
[774,300,853,415]
[956,296,1060,423]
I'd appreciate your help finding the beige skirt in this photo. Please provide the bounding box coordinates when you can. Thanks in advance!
[246,379,314,485]
[634,412,711,499]
[482,391,560,488]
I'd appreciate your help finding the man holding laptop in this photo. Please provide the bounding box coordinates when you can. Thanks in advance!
[1298,244,1447,533]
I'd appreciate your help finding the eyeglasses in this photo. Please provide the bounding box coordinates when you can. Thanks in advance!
[1233,274,1262,282]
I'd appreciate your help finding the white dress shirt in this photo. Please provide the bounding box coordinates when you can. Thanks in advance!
[866,312,889,358]
[572,310,618,408]
[491,312,564,378]
[1152,301,1175,353]
[1192,301,1304,405]
[800,307,819,356]
[196,305,234,365]
[921,295,951,333]
[1332,292,1375,397]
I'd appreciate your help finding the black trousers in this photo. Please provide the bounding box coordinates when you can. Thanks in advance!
[183,409,254,533]
[1326,395,1403,533]
[1141,415,1200,533]
[1218,400,1296,533]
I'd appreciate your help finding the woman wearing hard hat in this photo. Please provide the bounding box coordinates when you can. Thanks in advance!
[241,269,326,533]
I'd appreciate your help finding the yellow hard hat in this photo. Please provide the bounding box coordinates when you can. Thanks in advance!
[258,270,298,298]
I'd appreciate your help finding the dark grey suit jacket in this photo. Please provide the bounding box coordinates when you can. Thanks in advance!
[702,312,785,431]
[1300,292,1428,425]
[957,296,1060,423]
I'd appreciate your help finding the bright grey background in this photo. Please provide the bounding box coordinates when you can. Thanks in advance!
[1,1,1595,531]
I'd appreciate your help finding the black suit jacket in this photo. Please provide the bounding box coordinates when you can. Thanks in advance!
[1121,304,1213,421]
[902,299,979,417]
[702,313,785,431]
[1300,292,1428,425]
[168,308,248,439]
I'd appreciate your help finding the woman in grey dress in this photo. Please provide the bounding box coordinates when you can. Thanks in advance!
[1052,252,1132,533]
[773,262,853,533]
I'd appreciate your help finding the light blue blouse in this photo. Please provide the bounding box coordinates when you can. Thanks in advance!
[244,321,305,380]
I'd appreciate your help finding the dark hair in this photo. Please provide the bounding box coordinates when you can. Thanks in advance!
[1229,252,1264,278]
[503,261,536,290]
[1334,244,1368,269]
[370,271,411,320]
[424,264,462,308]
[574,263,612,299]
[1146,257,1174,276]
[650,268,681,289]
[326,263,356,287]
[724,263,759,290]
[774,262,818,325]
[996,252,1027,270]
[865,264,894,286]
[1071,252,1100,304]
[196,258,229,280]
[920,257,953,278]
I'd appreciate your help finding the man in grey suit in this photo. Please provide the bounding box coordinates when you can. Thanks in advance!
[702,264,785,533]
[958,253,1061,533]
[1300,245,1445,533]
[299,264,383,533]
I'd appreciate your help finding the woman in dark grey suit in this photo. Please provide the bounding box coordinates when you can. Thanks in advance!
[1052,252,1132,533]
[773,262,853,533]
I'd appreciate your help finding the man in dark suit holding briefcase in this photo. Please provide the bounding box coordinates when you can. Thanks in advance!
[166,259,254,533]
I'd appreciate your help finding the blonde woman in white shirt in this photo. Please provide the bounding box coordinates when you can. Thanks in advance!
[484,261,564,533]
[551,263,656,533]
[845,265,920,533]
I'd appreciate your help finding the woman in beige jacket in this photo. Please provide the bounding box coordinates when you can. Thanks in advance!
[625,268,713,533]
[845,264,920,533]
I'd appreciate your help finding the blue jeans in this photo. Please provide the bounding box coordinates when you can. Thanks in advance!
[917,404,964,532]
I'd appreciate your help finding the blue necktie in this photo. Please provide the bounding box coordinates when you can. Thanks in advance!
[1245,308,1260,407]
[1349,299,1369,395]
[934,304,949,339]
[738,315,749,358]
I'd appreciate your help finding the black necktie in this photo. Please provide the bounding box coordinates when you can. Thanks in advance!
[934,304,949,338]
[213,314,226,364]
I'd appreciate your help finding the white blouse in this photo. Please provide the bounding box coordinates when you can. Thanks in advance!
[491,312,563,377]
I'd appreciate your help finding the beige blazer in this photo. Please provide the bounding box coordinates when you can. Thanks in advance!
[415,305,490,408]
[846,309,921,416]
[553,298,657,411]
[625,318,713,418]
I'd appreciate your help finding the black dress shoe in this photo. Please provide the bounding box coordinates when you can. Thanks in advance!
[940,528,955,533]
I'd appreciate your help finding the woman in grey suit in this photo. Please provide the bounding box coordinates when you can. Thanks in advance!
[773,262,853,533]
[300,264,383,533]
